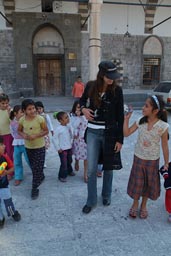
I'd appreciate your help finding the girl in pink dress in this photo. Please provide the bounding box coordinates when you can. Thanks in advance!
[70,101,88,182]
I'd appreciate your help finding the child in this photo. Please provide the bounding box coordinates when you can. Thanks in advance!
[0,136,21,228]
[10,105,30,186]
[18,99,48,199]
[160,163,171,222]
[0,93,13,162]
[72,76,85,100]
[53,111,75,182]
[124,95,169,219]
[70,101,88,182]
[35,101,54,168]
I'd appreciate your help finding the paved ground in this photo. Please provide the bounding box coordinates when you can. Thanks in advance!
[1,96,171,256]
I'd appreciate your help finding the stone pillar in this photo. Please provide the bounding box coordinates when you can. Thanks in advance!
[89,0,103,80]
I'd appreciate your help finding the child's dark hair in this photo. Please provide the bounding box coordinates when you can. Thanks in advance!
[10,105,22,120]
[0,93,9,102]
[21,99,35,111]
[0,136,3,144]
[56,111,66,121]
[139,95,167,124]
[71,100,82,116]
[35,101,44,111]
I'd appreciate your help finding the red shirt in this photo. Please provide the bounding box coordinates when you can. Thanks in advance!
[72,81,85,98]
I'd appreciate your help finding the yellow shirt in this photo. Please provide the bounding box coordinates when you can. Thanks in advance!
[19,115,45,149]
[0,109,10,135]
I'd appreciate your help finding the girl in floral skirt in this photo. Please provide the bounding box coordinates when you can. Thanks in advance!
[70,101,88,182]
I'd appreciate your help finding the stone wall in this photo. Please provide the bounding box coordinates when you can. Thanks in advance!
[12,12,81,97]
[0,30,17,96]
[0,29,171,97]
[81,33,171,88]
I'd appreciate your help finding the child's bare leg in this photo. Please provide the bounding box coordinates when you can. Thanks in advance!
[131,199,139,210]
[75,160,79,171]
[129,199,139,218]
[83,160,88,183]
[140,196,148,219]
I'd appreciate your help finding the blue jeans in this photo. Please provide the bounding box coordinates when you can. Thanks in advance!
[86,128,113,207]
[14,145,30,180]
[0,187,16,218]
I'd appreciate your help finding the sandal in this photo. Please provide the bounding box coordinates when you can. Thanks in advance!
[129,208,138,218]
[14,180,22,186]
[139,209,148,219]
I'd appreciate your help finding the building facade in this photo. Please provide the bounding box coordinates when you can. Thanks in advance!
[0,0,171,97]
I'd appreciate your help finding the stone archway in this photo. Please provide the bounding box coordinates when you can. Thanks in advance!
[142,36,162,87]
[33,26,64,96]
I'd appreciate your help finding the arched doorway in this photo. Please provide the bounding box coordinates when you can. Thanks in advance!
[142,36,163,87]
[33,26,64,96]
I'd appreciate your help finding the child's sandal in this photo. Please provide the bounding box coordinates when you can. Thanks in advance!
[129,208,138,218]
[14,180,21,186]
[139,209,148,219]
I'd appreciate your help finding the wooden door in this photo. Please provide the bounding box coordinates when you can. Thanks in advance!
[37,59,62,96]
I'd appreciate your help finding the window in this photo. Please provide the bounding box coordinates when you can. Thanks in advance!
[143,58,160,86]
[42,0,53,12]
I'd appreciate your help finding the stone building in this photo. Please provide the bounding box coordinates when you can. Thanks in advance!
[0,0,171,97]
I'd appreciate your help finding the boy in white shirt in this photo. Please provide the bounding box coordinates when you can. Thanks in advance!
[53,111,75,182]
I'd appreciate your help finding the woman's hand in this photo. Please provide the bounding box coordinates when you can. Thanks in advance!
[114,142,122,153]
[82,108,94,121]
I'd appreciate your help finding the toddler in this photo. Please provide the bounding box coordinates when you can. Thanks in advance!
[53,111,75,182]
[160,163,171,222]
[0,136,21,228]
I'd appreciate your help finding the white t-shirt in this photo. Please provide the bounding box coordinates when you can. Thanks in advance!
[134,119,169,160]
[52,124,73,151]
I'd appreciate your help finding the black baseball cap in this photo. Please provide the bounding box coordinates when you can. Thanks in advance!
[98,61,121,80]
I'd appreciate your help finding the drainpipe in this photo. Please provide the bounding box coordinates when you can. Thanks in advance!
[89,0,103,80]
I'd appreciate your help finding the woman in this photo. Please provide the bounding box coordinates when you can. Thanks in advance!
[80,61,124,214]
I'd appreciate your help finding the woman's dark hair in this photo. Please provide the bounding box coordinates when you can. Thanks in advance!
[10,105,21,120]
[88,70,119,108]
[139,95,168,124]
[56,111,66,121]
[0,93,9,102]
[21,99,35,111]
[71,100,81,115]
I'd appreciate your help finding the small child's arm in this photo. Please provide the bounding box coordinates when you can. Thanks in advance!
[46,114,54,136]
[0,155,14,177]
[159,166,169,179]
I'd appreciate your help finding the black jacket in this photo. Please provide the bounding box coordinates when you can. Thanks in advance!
[80,81,124,170]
